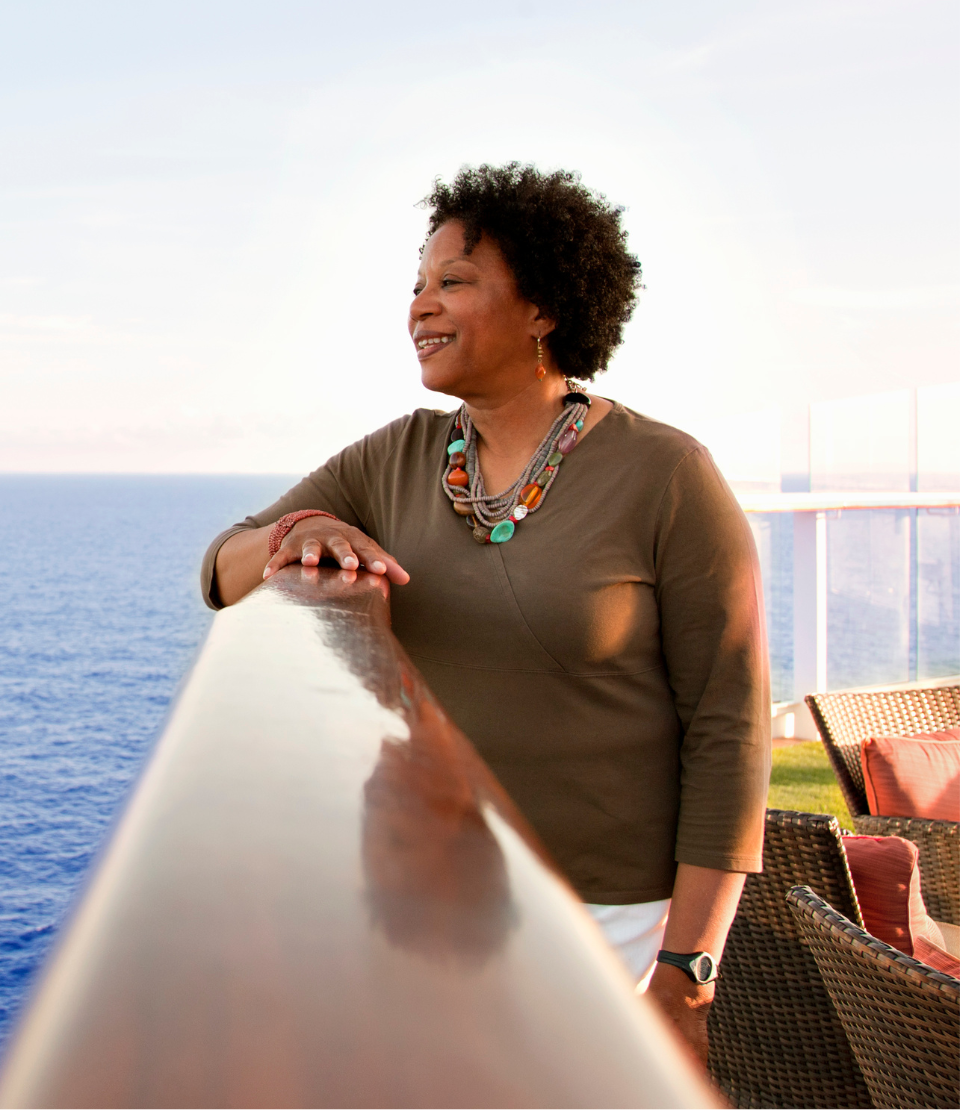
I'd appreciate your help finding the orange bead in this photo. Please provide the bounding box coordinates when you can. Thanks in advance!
[520,483,542,508]
[448,467,469,488]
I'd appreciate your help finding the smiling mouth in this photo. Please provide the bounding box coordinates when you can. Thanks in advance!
[415,335,455,359]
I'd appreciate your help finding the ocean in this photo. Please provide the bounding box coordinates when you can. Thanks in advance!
[0,474,295,1047]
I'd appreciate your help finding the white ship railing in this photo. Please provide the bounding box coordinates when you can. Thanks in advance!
[737,493,960,513]
[0,566,713,1109]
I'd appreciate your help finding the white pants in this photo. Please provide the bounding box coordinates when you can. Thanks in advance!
[585,899,671,993]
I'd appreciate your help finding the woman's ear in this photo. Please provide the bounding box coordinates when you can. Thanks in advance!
[530,307,557,338]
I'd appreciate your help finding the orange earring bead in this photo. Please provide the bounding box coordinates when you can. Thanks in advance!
[536,336,546,381]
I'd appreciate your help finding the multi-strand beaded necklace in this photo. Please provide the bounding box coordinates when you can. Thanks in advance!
[441,384,591,544]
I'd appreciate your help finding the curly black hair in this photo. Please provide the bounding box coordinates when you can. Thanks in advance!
[421,163,641,382]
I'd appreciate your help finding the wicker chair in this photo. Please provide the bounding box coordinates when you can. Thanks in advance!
[788,885,960,1110]
[805,686,960,924]
[707,809,873,1109]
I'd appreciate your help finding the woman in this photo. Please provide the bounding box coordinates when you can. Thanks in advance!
[202,164,770,1061]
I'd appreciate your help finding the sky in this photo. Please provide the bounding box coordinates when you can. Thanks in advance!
[0,0,958,477]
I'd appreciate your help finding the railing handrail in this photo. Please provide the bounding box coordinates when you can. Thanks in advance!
[0,566,714,1109]
[737,491,960,513]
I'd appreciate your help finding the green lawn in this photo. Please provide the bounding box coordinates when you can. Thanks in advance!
[768,742,854,830]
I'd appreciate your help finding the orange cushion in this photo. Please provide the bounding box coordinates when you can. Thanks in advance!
[913,935,960,978]
[842,834,944,957]
[860,729,960,821]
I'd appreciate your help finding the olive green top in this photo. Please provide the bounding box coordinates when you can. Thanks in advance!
[201,403,771,903]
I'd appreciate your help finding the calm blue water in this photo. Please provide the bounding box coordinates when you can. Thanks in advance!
[0,475,293,1047]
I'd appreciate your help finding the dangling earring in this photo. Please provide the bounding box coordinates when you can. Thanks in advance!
[536,336,546,381]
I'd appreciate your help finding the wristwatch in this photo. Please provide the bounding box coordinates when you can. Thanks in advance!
[656,949,721,984]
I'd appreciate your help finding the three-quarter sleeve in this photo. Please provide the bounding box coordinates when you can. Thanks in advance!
[654,446,771,873]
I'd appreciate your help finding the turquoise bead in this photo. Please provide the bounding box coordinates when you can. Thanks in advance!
[490,520,515,543]
[575,419,584,430]
[447,439,466,455]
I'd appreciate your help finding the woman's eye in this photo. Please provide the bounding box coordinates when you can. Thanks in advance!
[412,278,461,295]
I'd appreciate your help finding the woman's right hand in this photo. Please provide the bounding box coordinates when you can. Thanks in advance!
[262,518,410,585]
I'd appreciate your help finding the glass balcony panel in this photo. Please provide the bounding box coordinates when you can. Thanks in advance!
[917,383,960,492]
[826,509,911,689]
[918,508,960,678]
[811,391,911,492]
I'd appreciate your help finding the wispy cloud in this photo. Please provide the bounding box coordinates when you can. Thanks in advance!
[788,286,960,310]
[0,313,95,333]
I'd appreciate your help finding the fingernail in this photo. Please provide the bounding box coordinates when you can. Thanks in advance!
[343,556,358,569]
[371,560,386,573]
[263,567,272,579]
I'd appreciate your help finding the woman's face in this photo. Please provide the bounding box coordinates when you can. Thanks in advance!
[409,220,550,401]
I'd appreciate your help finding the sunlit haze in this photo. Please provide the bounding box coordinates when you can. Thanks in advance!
[1,0,957,479]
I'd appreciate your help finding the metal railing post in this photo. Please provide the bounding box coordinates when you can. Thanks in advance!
[792,510,827,700]
[909,507,919,681]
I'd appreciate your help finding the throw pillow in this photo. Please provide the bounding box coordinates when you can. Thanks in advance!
[842,834,945,957]
[913,935,960,978]
[860,729,960,821]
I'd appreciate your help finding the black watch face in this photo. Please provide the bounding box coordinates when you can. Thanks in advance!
[692,953,716,982]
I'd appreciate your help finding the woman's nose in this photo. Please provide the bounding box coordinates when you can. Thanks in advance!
[410,285,439,320]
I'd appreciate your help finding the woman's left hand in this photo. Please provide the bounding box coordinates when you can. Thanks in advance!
[647,964,713,1064]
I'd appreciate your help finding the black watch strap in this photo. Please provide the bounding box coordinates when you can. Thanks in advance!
[656,949,720,984]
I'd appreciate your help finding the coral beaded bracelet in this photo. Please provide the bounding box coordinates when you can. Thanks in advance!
[267,510,340,556]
